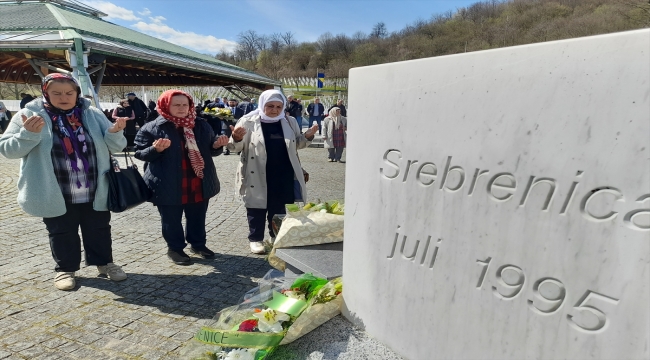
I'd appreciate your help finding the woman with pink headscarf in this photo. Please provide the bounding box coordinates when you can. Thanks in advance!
[135,90,229,265]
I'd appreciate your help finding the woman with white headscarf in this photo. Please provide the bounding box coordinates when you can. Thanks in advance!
[227,90,318,254]
[322,107,347,162]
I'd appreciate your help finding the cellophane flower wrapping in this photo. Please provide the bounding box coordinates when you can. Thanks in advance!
[281,277,343,345]
[180,270,341,359]
[203,107,234,121]
[267,205,344,271]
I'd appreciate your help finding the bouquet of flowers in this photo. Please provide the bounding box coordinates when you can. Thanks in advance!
[268,201,344,272]
[203,107,235,121]
[180,270,342,360]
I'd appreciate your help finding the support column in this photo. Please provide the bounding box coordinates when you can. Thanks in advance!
[94,61,107,95]
[67,38,101,108]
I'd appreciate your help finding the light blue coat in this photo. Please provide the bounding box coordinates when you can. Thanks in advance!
[0,98,126,218]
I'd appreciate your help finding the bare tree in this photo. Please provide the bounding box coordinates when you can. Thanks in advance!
[269,33,284,55]
[370,21,388,38]
[351,31,367,44]
[0,82,36,100]
[236,30,263,62]
[281,31,297,50]
[332,34,355,59]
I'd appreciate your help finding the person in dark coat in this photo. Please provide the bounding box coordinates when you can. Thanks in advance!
[222,99,244,155]
[134,89,229,265]
[328,99,347,117]
[0,101,11,133]
[237,97,255,115]
[146,100,158,122]
[226,99,245,121]
[206,97,224,109]
[19,93,35,109]
[306,98,326,135]
[112,99,135,148]
[202,98,224,137]
[127,92,148,128]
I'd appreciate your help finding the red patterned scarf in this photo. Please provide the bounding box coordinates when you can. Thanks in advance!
[157,90,205,179]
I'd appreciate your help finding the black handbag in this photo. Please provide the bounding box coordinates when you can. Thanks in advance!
[106,152,152,212]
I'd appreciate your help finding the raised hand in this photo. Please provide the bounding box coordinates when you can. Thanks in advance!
[213,135,229,149]
[21,114,45,133]
[304,124,319,138]
[109,117,128,133]
[152,138,171,152]
[231,125,247,142]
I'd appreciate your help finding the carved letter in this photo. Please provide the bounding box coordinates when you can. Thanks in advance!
[580,187,624,222]
[624,194,650,231]
[429,239,442,269]
[468,168,490,196]
[519,176,557,211]
[402,160,419,182]
[380,149,401,180]
[487,173,517,202]
[439,156,465,192]
[387,226,400,259]
[416,162,437,187]
[420,236,431,265]
[400,235,420,261]
[560,171,583,215]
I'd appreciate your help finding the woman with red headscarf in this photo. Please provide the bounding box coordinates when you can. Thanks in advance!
[0,73,128,291]
[135,90,229,265]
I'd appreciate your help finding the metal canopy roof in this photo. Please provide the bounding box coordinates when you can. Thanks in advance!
[0,2,280,89]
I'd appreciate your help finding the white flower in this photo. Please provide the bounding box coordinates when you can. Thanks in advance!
[283,290,306,301]
[252,309,290,333]
[223,348,256,360]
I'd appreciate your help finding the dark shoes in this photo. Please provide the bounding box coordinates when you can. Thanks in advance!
[190,246,215,259]
[167,249,191,265]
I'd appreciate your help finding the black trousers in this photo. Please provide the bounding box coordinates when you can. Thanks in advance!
[134,116,145,128]
[246,198,286,242]
[206,117,222,135]
[157,201,209,252]
[42,202,113,272]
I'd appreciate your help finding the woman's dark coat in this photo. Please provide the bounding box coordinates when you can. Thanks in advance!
[134,116,222,205]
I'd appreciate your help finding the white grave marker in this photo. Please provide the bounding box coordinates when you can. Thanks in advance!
[343,30,649,359]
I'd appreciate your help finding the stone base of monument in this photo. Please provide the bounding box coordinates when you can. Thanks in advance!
[343,29,650,360]
[275,242,343,280]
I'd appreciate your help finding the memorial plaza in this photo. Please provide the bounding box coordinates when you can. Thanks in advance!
[0,149,401,359]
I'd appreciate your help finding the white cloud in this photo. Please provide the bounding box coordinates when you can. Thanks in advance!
[132,21,238,54]
[80,1,236,55]
[82,1,140,21]
[149,16,167,24]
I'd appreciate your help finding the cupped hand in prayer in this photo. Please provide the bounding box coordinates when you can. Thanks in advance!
[21,114,45,133]
[108,117,127,133]
[304,124,319,138]
[153,138,171,152]
[213,135,229,149]
[231,125,247,142]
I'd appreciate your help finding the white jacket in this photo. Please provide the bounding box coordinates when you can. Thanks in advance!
[227,114,311,208]
[322,116,347,149]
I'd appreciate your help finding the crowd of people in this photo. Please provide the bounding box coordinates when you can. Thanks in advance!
[0,79,329,291]
[3,91,349,163]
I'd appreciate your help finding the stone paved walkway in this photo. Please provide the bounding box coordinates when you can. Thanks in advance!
[0,147,352,359]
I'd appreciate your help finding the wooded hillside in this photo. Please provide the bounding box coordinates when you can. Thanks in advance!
[216,0,650,80]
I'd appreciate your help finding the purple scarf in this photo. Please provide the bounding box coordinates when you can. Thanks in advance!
[41,73,90,188]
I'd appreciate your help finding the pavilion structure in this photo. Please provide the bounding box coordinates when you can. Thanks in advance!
[0,0,279,105]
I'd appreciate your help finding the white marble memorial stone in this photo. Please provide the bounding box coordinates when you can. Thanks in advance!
[343,30,650,359]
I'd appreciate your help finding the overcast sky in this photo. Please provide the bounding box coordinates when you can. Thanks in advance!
[80,0,478,55]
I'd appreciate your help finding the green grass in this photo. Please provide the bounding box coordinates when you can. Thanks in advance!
[284,87,348,100]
